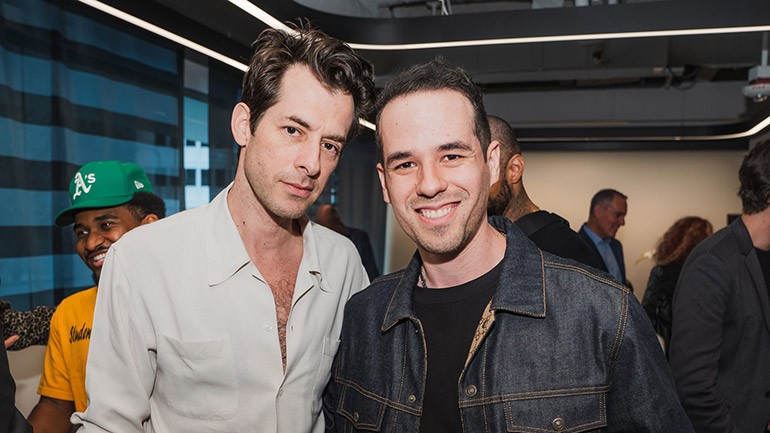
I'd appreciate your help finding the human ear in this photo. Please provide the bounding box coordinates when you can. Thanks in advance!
[506,154,525,184]
[231,102,252,149]
[141,213,159,225]
[376,163,391,204]
[486,140,501,186]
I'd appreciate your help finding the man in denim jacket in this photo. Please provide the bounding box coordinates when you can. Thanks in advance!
[324,59,693,433]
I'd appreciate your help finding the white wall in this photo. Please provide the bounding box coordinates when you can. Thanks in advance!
[9,346,45,416]
[383,150,745,300]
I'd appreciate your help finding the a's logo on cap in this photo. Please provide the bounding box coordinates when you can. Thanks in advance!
[72,172,96,200]
[134,180,145,190]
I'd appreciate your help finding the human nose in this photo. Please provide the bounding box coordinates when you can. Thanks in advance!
[85,230,106,252]
[416,164,447,198]
[296,140,322,178]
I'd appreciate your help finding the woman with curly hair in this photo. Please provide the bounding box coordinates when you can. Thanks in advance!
[642,216,713,356]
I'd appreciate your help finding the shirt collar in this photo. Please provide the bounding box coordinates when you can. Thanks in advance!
[382,216,546,331]
[203,184,327,291]
[581,224,607,245]
[204,184,251,286]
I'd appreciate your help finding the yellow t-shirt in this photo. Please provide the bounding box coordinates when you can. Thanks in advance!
[38,287,97,412]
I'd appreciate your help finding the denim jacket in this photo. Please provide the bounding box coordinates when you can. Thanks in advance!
[325,217,693,433]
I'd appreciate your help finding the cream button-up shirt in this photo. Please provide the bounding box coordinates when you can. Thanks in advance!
[73,185,368,432]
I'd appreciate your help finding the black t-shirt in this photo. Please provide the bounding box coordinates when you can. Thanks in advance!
[413,260,502,433]
[755,247,770,300]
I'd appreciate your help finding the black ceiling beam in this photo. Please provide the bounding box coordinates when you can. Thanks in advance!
[255,0,770,47]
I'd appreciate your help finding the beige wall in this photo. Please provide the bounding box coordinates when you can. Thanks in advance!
[383,150,745,300]
[9,346,45,417]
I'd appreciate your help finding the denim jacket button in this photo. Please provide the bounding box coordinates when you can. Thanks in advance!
[407,394,416,403]
[552,417,565,431]
[353,412,360,422]
[464,385,477,397]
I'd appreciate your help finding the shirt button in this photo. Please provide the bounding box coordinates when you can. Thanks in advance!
[407,394,416,403]
[265,325,272,332]
[277,389,284,397]
[352,412,359,422]
[552,417,565,431]
[464,385,477,397]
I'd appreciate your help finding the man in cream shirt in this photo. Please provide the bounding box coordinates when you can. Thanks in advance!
[73,25,375,432]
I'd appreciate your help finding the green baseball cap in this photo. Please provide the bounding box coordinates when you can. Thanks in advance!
[55,160,154,227]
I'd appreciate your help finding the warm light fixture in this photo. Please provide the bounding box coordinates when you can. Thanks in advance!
[78,0,770,139]
[348,25,770,51]
[78,0,248,71]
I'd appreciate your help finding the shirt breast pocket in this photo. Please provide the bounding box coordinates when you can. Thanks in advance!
[504,388,607,433]
[156,334,238,420]
[311,336,340,414]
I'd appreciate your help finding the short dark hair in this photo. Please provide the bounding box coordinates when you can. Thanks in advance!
[125,191,166,221]
[375,58,490,162]
[488,115,520,179]
[590,189,627,213]
[240,23,375,141]
[738,140,770,214]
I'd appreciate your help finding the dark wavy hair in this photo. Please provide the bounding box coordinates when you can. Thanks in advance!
[655,216,713,266]
[240,23,375,141]
[738,140,770,214]
[375,58,490,162]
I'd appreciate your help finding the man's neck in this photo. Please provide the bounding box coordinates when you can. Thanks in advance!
[584,222,608,240]
[227,178,303,255]
[742,210,770,250]
[420,221,506,289]
[503,190,539,222]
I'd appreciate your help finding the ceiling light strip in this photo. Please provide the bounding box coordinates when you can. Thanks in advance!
[76,0,770,139]
[347,25,770,51]
[226,0,294,33]
[519,114,770,142]
[78,0,249,71]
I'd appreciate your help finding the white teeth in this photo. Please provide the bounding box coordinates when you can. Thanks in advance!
[92,252,107,263]
[421,206,452,219]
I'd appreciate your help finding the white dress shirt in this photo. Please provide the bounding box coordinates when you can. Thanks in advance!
[73,185,368,432]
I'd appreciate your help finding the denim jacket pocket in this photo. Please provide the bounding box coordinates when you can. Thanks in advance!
[504,387,608,433]
[156,334,238,420]
[336,381,387,431]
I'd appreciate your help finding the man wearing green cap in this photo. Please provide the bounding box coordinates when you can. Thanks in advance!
[27,160,165,433]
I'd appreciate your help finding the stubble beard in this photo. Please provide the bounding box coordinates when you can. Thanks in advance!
[487,180,512,216]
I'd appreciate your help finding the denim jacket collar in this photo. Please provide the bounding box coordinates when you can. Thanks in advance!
[382,215,546,332]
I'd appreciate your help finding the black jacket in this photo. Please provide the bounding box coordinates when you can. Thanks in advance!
[1,322,32,433]
[670,217,770,433]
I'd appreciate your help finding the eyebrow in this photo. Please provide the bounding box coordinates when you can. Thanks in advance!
[72,214,120,232]
[288,115,347,144]
[384,141,473,166]
[439,141,474,153]
[384,150,414,166]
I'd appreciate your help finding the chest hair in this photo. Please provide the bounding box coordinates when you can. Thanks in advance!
[255,248,302,372]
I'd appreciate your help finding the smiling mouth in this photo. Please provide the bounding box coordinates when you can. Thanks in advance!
[418,204,456,220]
[89,251,107,266]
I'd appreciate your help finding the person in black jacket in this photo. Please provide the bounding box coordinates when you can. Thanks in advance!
[641,216,712,356]
[486,115,603,269]
[1,321,32,433]
[670,140,770,433]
